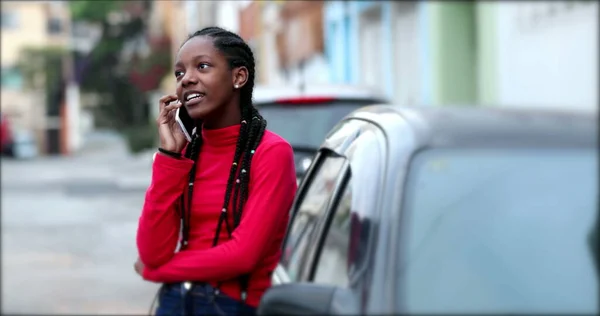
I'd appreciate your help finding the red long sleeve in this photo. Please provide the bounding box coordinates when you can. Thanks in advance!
[142,139,296,282]
[136,153,194,268]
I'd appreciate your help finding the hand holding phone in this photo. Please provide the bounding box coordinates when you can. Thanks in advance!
[156,94,188,153]
[175,105,196,143]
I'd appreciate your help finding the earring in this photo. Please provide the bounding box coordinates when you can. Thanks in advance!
[234,84,239,89]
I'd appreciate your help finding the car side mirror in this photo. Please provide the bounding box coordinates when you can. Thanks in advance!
[257,283,338,315]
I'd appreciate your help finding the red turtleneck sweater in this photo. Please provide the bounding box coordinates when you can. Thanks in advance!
[136,124,297,307]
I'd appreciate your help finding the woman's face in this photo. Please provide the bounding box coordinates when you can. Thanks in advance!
[174,36,236,122]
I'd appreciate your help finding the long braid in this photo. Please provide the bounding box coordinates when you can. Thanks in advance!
[214,119,246,244]
[235,110,266,227]
[180,128,203,248]
[177,26,267,303]
[226,105,252,220]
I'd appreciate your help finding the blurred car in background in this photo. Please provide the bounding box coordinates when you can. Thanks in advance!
[262,105,598,315]
[253,84,386,181]
[1,112,39,159]
[1,112,15,157]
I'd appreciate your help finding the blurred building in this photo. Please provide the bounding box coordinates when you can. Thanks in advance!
[486,2,597,111]
[151,0,249,100]
[324,1,598,111]
[275,1,329,87]
[152,1,597,112]
[1,1,73,155]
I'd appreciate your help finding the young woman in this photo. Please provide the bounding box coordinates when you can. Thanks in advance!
[134,26,297,316]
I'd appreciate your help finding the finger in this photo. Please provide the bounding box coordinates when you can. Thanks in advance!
[163,100,183,113]
[158,94,178,112]
[158,101,182,122]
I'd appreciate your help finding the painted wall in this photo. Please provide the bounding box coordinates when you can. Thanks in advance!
[494,2,598,111]
[475,2,498,105]
[260,2,285,85]
[420,2,478,106]
[277,1,330,87]
[281,54,330,87]
[324,1,394,99]
[437,3,478,105]
[392,2,420,106]
[324,1,351,83]
[325,1,478,106]
[215,1,242,33]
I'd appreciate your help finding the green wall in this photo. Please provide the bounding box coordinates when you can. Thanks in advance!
[475,2,498,105]
[427,2,478,106]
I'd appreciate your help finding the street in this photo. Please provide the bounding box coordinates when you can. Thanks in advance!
[1,135,160,314]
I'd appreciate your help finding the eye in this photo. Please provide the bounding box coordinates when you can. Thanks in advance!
[174,70,183,78]
[198,63,209,70]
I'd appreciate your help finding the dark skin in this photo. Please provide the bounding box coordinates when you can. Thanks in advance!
[156,36,249,153]
[137,36,251,275]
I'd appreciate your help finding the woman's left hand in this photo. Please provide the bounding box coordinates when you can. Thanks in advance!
[134,257,145,277]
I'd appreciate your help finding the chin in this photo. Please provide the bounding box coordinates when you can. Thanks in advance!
[187,106,211,120]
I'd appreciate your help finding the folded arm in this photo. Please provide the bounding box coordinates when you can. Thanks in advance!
[136,153,194,268]
[142,141,297,283]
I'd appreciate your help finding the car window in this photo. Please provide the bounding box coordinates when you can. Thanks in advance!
[258,100,380,150]
[282,154,347,282]
[398,148,599,314]
[312,177,353,288]
[312,125,384,288]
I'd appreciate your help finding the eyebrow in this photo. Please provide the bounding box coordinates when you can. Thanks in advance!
[174,54,212,68]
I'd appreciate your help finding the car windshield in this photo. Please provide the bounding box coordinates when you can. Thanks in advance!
[398,148,599,314]
[258,100,378,150]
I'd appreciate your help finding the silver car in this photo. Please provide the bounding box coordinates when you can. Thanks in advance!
[263,105,598,315]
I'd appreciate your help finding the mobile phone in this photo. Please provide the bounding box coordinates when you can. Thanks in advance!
[175,105,195,142]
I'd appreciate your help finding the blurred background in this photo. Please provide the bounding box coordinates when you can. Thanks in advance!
[0,0,597,314]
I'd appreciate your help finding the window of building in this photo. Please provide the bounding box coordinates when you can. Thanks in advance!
[1,11,20,29]
[1,67,24,89]
[47,18,63,34]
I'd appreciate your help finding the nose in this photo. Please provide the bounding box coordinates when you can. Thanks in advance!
[181,71,198,87]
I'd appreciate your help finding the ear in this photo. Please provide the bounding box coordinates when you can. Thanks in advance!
[232,66,249,89]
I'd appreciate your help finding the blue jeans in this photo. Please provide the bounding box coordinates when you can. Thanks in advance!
[155,283,256,316]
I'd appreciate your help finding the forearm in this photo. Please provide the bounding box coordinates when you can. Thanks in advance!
[143,242,253,283]
[136,153,194,268]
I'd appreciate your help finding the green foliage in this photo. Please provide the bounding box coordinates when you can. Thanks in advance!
[70,0,121,22]
[122,123,157,153]
[72,0,153,132]
[67,0,167,154]
[17,46,67,90]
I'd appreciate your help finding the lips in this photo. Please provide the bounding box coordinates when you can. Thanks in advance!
[183,90,206,106]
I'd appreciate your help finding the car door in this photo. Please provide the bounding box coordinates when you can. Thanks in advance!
[269,118,387,314]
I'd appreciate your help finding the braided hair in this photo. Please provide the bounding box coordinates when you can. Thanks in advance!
[178,26,267,259]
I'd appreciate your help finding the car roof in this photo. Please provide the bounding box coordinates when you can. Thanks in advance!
[253,84,386,105]
[344,104,597,149]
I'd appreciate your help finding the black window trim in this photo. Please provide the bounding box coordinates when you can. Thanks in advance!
[304,161,351,282]
[280,118,388,288]
[281,150,325,251]
[280,149,347,277]
[292,154,350,281]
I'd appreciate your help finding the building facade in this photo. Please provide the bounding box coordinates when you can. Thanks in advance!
[276,0,329,87]
[491,1,597,111]
[324,1,395,100]
[324,1,597,111]
[1,1,73,155]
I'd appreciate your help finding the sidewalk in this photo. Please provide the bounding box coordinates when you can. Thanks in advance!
[1,135,160,314]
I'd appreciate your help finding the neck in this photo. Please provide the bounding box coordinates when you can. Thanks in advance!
[202,97,242,129]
